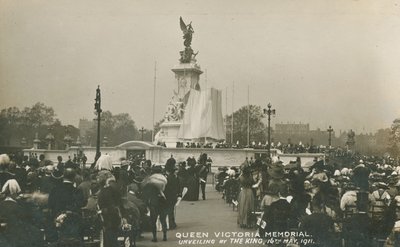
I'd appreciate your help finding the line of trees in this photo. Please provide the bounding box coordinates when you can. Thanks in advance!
[225,105,266,146]
[0,102,79,149]
[1,102,399,156]
[0,103,149,149]
[84,111,142,147]
[224,105,398,157]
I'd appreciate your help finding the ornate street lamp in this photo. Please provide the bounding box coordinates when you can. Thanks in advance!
[76,136,83,166]
[45,128,55,150]
[140,127,145,141]
[102,136,108,147]
[263,103,276,159]
[20,137,27,147]
[76,136,82,147]
[327,125,334,148]
[63,127,73,149]
[33,132,41,149]
[86,135,91,147]
[94,86,102,161]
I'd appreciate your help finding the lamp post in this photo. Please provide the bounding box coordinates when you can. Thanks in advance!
[140,127,145,141]
[102,136,108,147]
[33,132,41,149]
[63,127,73,149]
[94,86,102,161]
[45,127,54,150]
[263,103,276,158]
[86,135,91,147]
[327,125,334,148]
[76,136,83,162]
[20,137,27,147]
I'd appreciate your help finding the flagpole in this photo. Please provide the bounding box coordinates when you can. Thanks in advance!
[152,61,157,142]
[231,81,234,145]
[225,87,228,142]
[247,84,250,147]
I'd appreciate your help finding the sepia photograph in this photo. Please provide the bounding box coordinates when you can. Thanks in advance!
[1,0,400,246]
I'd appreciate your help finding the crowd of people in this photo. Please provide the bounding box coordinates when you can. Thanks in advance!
[0,152,211,247]
[215,154,400,246]
[157,140,334,154]
[3,148,400,247]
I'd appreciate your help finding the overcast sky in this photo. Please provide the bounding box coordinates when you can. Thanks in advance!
[1,0,400,135]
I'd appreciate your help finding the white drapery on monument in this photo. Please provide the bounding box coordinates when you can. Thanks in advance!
[153,17,226,147]
[178,88,225,140]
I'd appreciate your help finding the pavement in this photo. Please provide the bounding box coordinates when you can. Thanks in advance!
[134,184,263,247]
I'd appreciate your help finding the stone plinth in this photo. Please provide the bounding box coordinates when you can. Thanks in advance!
[157,121,182,148]
[172,61,203,99]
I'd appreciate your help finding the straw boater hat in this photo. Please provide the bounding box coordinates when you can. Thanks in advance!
[268,162,285,179]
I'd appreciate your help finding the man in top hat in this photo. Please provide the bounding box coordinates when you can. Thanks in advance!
[116,159,131,196]
[166,154,176,168]
[196,158,209,200]
[97,170,122,247]
[48,168,86,242]
[216,166,228,192]
[39,165,56,194]
[164,162,181,230]
[142,165,168,242]
[353,160,370,191]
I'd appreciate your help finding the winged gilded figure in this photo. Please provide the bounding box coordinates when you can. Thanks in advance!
[180,16,194,48]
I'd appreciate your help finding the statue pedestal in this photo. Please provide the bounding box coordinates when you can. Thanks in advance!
[157,121,182,148]
[154,59,206,147]
[172,61,203,99]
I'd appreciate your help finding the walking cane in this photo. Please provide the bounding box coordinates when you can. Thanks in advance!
[97,204,105,247]
[175,187,188,221]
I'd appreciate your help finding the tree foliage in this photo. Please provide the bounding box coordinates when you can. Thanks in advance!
[86,111,139,146]
[225,105,266,146]
[22,102,56,128]
[389,118,400,156]
[0,102,78,148]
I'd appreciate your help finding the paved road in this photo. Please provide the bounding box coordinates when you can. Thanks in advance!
[135,184,263,247]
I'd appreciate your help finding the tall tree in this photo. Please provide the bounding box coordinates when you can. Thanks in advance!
[0,103,69,147]
[113,113,138,144]
[86,111,139,146]
[389,118,400,157]
[0,103,57,146]
[21,102,56,128]
[0,107,22,145]
[225,105,266,146]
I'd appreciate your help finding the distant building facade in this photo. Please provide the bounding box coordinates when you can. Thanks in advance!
[275,123,310,136]
[274,122,335,146]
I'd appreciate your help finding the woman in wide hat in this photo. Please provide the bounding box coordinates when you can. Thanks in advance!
[237,166,255,228]
[266,161,288,196]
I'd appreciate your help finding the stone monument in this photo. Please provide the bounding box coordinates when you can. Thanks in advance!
[155,17,202,147]
[155,17,225,147]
